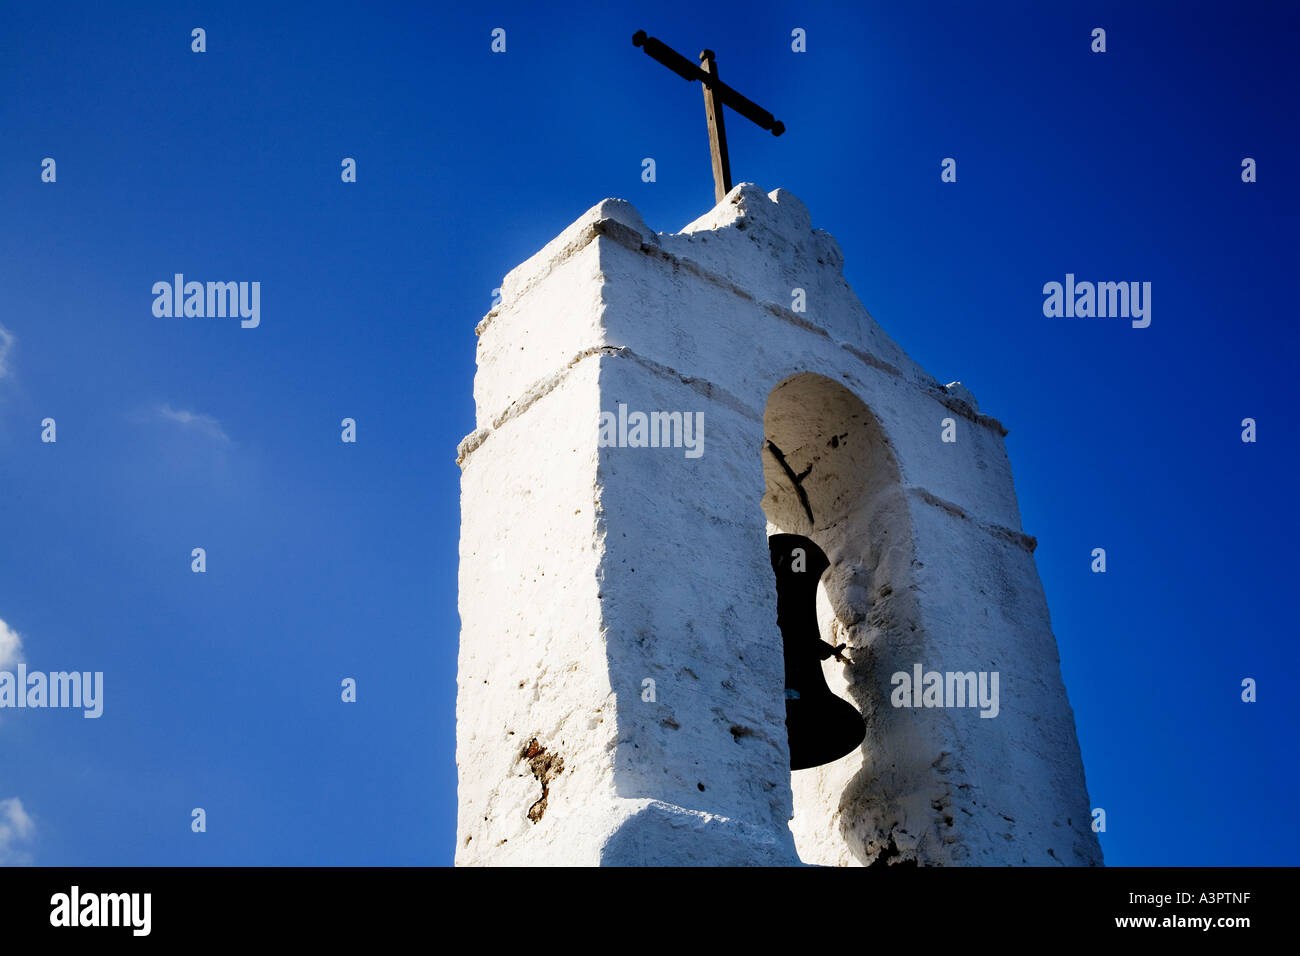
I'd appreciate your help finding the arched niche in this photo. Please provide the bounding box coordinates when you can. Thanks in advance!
[761,372,921,866]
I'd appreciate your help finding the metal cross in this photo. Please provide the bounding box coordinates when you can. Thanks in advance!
[632,30,786,204]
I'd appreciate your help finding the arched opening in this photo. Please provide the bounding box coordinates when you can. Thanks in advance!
[761,373,917,866]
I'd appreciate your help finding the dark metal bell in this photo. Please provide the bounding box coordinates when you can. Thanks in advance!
[768,533,866,771]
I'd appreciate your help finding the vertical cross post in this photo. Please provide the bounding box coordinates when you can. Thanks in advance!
[698,50,732,203]
[632,31,785,206]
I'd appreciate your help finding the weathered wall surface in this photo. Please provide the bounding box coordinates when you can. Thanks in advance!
[457,184,1102,866]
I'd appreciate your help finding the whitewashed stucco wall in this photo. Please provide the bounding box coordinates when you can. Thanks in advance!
[457,184,1101,867]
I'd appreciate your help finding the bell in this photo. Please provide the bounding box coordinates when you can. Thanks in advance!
[768,533,866,770]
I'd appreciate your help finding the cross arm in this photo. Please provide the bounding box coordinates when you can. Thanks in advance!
[633,31,785,136]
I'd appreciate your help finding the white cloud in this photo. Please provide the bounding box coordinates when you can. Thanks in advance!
[0,628,33,864]
[0,797,35,865]
[0,618,23,670]
[0,324,14,380]
[158,404,230,443]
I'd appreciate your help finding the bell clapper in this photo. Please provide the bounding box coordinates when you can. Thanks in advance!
[829,643,852,665]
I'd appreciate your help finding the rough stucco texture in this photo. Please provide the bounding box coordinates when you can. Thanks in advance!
[456,184,1102,867]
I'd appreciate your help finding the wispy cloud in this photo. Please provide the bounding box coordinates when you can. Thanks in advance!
[0,325,14,380]
[157,404,230,443]
[0,618,23,670]
[0,797,35,865]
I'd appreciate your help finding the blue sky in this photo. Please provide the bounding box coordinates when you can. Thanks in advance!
[0,0,1295,866]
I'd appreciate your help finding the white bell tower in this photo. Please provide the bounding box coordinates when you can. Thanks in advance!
[456,184,1102,867]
